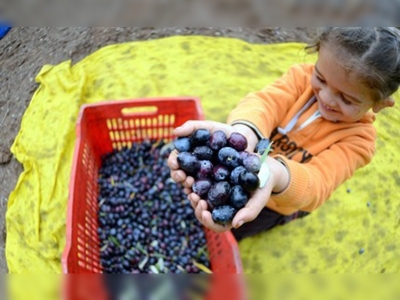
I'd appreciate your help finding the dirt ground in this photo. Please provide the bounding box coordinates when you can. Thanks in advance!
[0,27,317,274]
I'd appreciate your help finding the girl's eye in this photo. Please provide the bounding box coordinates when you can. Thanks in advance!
[341,97,352,105]
[316,75,326,84]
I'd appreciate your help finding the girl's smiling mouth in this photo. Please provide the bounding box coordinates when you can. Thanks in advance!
[320,100,339,113]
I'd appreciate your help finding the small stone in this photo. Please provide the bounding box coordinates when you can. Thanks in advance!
[367,202,371,207]
[359,248,365,255]
[346,188,351,193]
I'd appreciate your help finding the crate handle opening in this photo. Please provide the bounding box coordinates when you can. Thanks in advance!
[121,106,158,116]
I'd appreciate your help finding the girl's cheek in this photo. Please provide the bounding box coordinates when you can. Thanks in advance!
[349,107,362,119]
[310,76,320,90]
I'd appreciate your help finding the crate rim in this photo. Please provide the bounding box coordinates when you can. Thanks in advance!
[76,96,204,126]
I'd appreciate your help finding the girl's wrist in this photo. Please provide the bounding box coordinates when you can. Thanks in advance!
[267,156,290,194]
[230,124,289,192]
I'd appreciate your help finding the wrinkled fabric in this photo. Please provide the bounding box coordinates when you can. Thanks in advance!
[6,36,399,293]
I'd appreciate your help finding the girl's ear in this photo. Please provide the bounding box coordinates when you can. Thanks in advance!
[372,98,395,113]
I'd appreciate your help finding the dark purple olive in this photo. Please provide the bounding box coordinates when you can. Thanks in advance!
[209,130,228,151]
[228,132,248,151]
[254,138,271,155]
[212,205,237,225]
[190,129,211,147]
[229,185,249,209]
[242,153,261,173]
[239,151,250,161]
[206,200,215,211]
[213,165,230,182]
[218,147,241,169]
[239,171,260,192]
[174,137,191,152]
[192,179,213,198]
[207,181,231,207]
[193,146,214,160]
[198,160,214,179]
[177,152,200,173]
[230,166,247,185]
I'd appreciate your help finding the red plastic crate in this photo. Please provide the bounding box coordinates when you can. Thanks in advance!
[62,97,244,300]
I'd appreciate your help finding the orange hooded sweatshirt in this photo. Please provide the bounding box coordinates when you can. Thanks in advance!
[227,64,376,216]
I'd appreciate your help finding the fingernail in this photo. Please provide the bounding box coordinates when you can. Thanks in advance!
[236,220,244,228]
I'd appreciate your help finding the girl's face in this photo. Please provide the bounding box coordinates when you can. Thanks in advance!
[311,46,376,123]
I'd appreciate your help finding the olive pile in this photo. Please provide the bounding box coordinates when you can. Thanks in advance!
[97,140,210,274]
[175,129,269,225]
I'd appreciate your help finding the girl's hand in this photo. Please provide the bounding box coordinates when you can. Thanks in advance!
[168,120,289,232]
[167,120,258,189]
[186,156,289,232]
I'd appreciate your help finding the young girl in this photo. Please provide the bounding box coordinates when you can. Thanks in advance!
[167,27,399,241]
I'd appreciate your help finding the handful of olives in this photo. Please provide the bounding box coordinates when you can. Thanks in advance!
[174,129,269,225]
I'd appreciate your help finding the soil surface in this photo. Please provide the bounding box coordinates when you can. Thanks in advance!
[0,27,317,274]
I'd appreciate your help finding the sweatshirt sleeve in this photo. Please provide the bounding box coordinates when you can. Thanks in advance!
[227,64,311,138]
[270,125,376,212]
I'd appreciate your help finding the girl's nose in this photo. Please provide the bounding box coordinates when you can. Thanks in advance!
[320,87,338,107]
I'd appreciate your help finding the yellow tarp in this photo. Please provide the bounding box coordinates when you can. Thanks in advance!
[6,35,400,296]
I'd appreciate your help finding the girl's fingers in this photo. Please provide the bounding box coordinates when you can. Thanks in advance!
[183,187,192,195]
[188,193,201,210]
[194,199,206,223]
[167,150,180,170]
[201,210,232,233]
[193,200,232,233]
[170,169,187,183]
[232,184,273,229]
[173,120,234,137]
[182,176,195,189]
[173,121,209,136]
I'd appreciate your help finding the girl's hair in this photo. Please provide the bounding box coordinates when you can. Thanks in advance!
[306,27,400,102]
